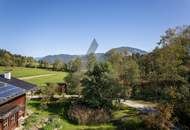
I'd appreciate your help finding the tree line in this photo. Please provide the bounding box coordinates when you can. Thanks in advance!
[0,49,37,67]
[0,49,82,73]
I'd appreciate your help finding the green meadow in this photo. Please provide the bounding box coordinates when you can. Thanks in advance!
[24,72,68,86]
[0,66,68,86]
[0,66,53,78]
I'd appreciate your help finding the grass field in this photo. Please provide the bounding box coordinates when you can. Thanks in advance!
[0,66,68,86]
[25,72,68,86]
[0,66,54,78]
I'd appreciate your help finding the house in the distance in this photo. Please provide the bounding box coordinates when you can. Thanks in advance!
[0,72,36,130]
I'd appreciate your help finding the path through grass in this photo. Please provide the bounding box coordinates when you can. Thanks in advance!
[24,72,68,86]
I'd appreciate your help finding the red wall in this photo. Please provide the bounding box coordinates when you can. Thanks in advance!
[0,95,26,113]
[0,94,26,130]
[0,123,2,130]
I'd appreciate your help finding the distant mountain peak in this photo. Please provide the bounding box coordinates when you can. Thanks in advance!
[106,46,147,55]
[40,46,147,63]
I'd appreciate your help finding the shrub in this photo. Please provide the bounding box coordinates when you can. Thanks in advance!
[66,104,111,125]
[143,104,176,130]
[42,116,62,130]
[64,72,83,95]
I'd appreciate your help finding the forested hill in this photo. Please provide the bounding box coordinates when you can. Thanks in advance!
[106,47,147,55]
[40,47,147,63]
[0,49,37,67]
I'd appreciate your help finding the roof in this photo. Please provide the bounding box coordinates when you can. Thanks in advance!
[0,75,37,91]
[0,82,26,105]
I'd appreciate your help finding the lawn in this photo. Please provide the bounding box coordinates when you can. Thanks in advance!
[0,66,68,87]
[24,72,68,86]
[0,66,54,78]
[112,106,144,130]
[112,107,139,120]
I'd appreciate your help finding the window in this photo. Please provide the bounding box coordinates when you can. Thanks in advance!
[3,118,8,128]
[11,114,16,123]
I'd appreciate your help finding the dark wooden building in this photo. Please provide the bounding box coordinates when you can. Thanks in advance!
[0,72,36,130]
[57,83,67,94]
[0,82,26,130]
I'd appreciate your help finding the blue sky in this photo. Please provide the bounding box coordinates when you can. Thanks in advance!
[0,0,190,57]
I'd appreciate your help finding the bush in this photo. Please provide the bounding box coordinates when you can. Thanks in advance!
[64,72,83,95]
[42,116,62,130]
[66,104,111,125]
[143,104,176,130]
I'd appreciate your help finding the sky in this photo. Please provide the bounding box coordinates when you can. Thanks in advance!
[0,0,190,57]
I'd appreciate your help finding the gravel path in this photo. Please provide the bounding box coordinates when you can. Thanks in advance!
[19,74,56,80]
[121,100,156,109]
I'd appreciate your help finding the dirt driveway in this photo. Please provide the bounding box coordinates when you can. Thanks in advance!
[121,100,157,109]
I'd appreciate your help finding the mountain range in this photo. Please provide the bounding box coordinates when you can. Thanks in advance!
[40,47,147,63]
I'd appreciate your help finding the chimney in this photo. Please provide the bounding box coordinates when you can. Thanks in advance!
[4,72,11,80]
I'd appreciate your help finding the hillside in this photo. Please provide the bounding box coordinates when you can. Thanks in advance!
[40,47,147,63]
[106,47,147,55]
